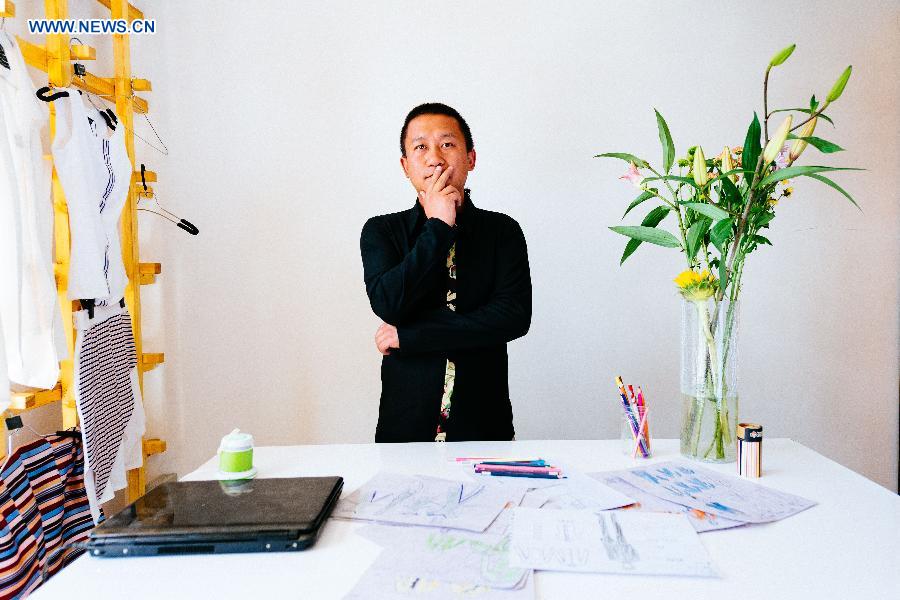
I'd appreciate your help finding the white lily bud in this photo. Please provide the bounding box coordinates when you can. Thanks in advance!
[693,146,708,187]
[789,117,817,162]
[762,116,792,165]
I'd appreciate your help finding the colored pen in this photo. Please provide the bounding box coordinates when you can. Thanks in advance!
[478,460,547,467]
[453,457,542,463]
[475,464,561,475]
[616,376,649,457]
[486,471,562,479]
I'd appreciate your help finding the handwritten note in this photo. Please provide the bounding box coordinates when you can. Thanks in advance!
[509,507,717,577]
[613,461,816,523]
[333,473,524,532]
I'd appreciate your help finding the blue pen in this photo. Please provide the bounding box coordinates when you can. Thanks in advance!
[488,471,562,479]
[479,460,547,467]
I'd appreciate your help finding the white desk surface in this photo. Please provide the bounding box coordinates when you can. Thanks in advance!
[35,439,899,599]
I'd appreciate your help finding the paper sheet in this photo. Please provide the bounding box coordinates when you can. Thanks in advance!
[591,474,745,533]
[518,474,634,513]
[344,559,534,600]
[354,523,530,591]
[613,461,817,523]
[333,473,524,532]
[509,508,717,577]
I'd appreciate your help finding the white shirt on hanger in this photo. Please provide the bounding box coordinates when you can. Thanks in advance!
[51,90,131,304]
[0,32,62,389]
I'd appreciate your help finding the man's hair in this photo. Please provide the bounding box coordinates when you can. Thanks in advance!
[400,103,474,157]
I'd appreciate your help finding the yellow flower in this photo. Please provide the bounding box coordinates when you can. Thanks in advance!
[784,187,793,196]
[674,270,702,288]
[675,269,718,301]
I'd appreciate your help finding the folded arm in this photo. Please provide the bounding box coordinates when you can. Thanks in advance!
[398,219,531,354]
[361,216,456,325]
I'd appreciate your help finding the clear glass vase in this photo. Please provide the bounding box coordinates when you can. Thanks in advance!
[679,298,739,462]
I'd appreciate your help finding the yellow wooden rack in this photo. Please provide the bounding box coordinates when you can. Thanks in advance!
[2,0,164,502]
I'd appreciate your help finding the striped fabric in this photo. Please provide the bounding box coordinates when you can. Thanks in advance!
[0,435,95,599]
[74,309,138,521]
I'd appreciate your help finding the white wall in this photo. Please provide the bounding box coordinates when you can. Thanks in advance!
[130,1,899,489]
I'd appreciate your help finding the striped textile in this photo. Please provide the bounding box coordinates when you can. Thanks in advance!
[0,435,96,599]
[74,308,139,522]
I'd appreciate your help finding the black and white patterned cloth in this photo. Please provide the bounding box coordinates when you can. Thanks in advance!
[73,303,145,523]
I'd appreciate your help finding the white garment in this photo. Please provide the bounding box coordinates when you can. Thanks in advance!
[0,32,62,389]
[51,91,131,304]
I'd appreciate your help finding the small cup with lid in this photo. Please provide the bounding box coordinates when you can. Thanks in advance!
[217,428,257,480]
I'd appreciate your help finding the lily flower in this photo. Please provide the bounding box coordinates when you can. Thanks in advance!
[789,117,817,163]
[762,116,793,165]
[774,144,791,169]
[692,146,708,187]
[619,162,645,187]
[718,146,736,182]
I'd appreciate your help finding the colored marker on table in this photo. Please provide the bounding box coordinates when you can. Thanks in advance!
[616,376,649,457]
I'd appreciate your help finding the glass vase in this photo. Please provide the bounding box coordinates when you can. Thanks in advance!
[679,298,739,462]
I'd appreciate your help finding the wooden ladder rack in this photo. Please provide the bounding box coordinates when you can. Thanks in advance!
[2,0,165,502]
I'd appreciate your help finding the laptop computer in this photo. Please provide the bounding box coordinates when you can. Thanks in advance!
[86,476,344,557]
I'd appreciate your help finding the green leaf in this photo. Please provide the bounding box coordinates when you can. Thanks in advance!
[642,175,699,188]
[686,218,712,261]
[743,113,762,175]
[682,202,730,221]
[756,212,775,228]
[622,190,656,219]
[769,108,834,126]
[758,165,863,188]
[720,177,741,205]
[786,134,844,154]
[751,235,773,246]
[809,94,818,111]
[654,109,676,173]
[710,218,733,253]
[609,225,681,249]
[594,152,649,168]
[806,173,861,210]
[619,206,672,264]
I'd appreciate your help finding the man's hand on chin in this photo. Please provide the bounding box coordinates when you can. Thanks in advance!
[375,322,400,355]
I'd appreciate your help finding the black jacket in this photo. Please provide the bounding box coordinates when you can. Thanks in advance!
[360,198,532,442]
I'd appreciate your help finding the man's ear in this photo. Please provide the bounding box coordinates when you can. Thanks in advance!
[467,149,477,171]
[400,155,410,178]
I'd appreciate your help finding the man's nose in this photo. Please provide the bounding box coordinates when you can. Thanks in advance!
[425,147,445,166]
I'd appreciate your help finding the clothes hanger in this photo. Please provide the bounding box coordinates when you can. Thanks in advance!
[136,164,199,235]
[1,415,81,472]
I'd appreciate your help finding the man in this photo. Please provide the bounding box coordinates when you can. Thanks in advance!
[360,103,532,443]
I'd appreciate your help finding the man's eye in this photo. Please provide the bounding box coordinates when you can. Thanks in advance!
[442,142,454,148]
[415,144,426,150]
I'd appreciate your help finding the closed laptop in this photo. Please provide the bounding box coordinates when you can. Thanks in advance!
[86,476,344,557]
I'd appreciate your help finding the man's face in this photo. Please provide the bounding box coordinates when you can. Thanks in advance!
[400,114,476,205]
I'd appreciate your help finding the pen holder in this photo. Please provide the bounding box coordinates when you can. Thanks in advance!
[621,406,652,458]
[217,428,257,480]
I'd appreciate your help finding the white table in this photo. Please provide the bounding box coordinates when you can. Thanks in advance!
[35,439,900,599]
